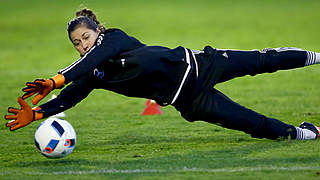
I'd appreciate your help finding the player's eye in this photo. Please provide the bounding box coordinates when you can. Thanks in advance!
[83,35,89,40]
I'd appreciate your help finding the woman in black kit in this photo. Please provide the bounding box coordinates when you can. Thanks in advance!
[5,8,320,140]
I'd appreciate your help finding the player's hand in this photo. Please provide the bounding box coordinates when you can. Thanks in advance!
[22,74,65,105]
[4,97,43,131]
[22,79,55,105]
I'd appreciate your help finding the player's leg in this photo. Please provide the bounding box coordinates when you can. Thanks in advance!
[216,48,320,83]
[183,88,318,140]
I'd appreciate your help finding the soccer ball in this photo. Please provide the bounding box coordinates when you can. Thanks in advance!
[34,117,76,158]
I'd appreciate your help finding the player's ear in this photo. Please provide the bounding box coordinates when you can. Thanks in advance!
[96,28,101,34]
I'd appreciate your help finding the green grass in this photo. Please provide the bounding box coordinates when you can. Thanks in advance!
[1,0,320,179]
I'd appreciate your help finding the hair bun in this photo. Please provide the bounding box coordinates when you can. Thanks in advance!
[72,8,106,33]
[76,8,100,25]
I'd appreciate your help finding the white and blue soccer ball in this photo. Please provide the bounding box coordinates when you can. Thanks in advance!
[34,117,76,158]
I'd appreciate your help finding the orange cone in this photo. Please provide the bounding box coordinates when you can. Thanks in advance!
[141,99,163,115]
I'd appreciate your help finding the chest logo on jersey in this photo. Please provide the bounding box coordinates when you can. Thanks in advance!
[93,68,104,79]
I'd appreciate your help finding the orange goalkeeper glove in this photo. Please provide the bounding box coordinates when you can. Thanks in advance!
[22,74,65,105]
[4,97,43,131]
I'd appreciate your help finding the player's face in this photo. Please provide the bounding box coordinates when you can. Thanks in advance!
[70,25,101,56]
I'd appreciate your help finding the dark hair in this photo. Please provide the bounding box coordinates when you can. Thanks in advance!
[67,8,106,40]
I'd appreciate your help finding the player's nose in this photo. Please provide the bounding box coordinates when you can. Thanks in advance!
[82,41,89,52]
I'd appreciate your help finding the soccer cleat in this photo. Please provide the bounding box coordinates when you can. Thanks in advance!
[299,122,320,139]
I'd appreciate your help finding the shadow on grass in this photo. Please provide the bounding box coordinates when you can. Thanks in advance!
[89,127,256,146]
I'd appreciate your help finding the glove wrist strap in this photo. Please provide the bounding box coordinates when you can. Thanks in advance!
[50,74,65,89]
[33,111,43,121]
[32,107,44,121]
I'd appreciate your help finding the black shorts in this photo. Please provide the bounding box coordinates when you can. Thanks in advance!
[173,46,306,139]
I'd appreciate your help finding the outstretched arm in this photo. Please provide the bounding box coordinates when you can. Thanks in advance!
[5,75,95,131]
[22,29,145,105]
[37,76,94,118]
[59,29,145,84]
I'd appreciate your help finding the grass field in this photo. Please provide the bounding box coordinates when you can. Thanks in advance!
[1,0,320,179]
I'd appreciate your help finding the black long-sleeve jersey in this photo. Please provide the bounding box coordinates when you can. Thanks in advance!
[59,28,146,84]
[39,28,200,118]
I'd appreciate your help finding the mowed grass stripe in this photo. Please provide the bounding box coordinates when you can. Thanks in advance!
[1,166,320,175]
